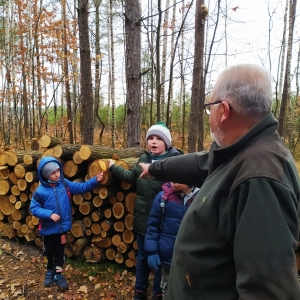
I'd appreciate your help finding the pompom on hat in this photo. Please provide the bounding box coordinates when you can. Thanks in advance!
[146,121,172,149]
[41,161,60,179]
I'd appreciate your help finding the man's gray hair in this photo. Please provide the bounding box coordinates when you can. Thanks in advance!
[211,64,273,117]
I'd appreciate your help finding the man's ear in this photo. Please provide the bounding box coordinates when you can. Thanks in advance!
[220,102,231,123]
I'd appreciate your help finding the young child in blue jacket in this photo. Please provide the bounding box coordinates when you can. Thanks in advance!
[30,156,103,290]
[144,182,199,299]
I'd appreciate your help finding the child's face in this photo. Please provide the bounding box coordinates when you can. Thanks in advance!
[171,182,189,192]
[48,168,60,182]
[147,135,166,156]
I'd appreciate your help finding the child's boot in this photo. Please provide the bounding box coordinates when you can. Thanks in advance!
[44,270,54,287]
[53,274,69,290]
[134,289,147,300]
[152,294,162,300]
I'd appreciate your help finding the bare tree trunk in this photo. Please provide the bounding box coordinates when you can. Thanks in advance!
[4,0,12,145]
[188,0,205,152]
[278,0,297,137]
[166,1,176,127]
[124,0,141,147]
[107,5,111,130]
[274,0,288,117]
[93,0,105,145]
[166,0,192,128]
[160,0,170,121]
[72,2,79,143]
[78,0,94,145]
[63,0,73,144]
[109,0,116,148]
[155,0,162,121]
[179,0,185,142]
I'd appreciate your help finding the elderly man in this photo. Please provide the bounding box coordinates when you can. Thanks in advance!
[139,64,300,300]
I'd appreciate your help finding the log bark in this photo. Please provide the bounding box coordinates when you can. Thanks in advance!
[79,145,145,161]
[53,144,81,158]
[73,237,90,255]
[101,219,114,231]
[91,209,105,222]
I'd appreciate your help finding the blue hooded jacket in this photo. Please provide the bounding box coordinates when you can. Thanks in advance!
[29,156,100,236]
[144,182,199,265]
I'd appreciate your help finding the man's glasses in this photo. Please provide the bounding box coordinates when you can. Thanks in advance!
[203,100,233,115]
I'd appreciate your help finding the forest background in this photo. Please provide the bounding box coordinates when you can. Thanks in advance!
[0,0,300,159]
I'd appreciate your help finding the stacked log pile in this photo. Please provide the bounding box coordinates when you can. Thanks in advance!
[0,135,146,268]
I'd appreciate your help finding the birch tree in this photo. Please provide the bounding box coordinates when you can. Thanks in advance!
[278,0,297,137]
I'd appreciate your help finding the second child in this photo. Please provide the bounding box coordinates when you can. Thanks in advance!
[144,182,199,299]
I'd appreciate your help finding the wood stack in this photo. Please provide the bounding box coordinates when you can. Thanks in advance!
[0,135,146,268]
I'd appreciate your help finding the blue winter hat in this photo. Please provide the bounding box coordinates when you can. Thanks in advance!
[41,161,60,178]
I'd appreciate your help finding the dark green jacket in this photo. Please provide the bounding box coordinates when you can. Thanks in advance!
[109,147,182,235]
[148,113,300,300]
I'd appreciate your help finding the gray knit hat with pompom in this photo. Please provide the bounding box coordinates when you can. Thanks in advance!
[146,121,172,149]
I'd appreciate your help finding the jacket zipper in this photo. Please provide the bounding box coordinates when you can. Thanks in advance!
[53,185,63,233]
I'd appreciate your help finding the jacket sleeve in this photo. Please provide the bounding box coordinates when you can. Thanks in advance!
[144,191,164,253]
[109,164,138,184]
[148,152,209,188]
[66,177,99,195]
[227,178,300,299]
[29,192,53,220]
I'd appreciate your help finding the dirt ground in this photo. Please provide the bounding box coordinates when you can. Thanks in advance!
[0,236,150,300]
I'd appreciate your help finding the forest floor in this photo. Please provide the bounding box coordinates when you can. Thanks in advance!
[0,236,154,300]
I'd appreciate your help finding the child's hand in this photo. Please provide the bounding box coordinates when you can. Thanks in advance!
[50,213,60,223]
[108,159,115,168]
[96,171,103,183]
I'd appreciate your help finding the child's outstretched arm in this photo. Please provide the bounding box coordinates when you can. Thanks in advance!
[96,171,103,183]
